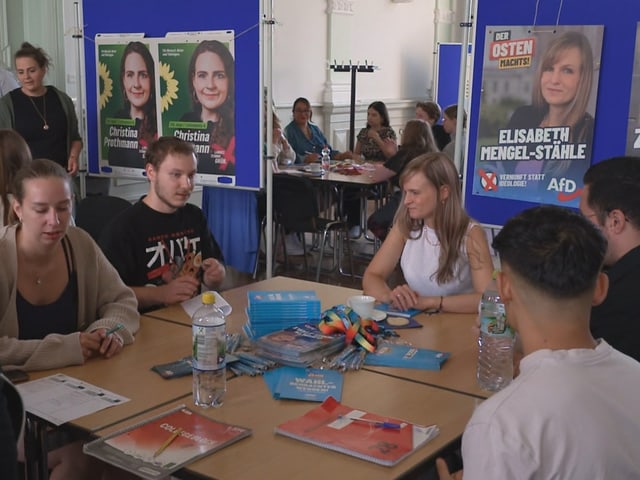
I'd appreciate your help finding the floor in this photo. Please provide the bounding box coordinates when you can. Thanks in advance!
[223,229,405,292]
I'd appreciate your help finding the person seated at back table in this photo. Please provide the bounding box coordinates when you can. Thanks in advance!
[0,158,139,479]
[363,152,493,313]
[436,205,640,480]
[284,97,349,164]
[367,119,439,241]
[442,104,466,177]
[100,136,226,312]
[579,156,640,361]
[415,101,450,151]
[351,100,398,162]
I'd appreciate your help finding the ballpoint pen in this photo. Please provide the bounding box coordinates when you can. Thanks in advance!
[153,428,183,458]
[105,323,124,335]
[339,415,402,429]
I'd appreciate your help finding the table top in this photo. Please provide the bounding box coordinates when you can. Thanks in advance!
[277,166,384,186]
[364,311,489,399]
[147,276,489,398]
[96,369,480,480]
[29,315,193,433]
[145,276,363,328]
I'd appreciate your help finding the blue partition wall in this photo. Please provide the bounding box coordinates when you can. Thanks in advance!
[465,0,640,226]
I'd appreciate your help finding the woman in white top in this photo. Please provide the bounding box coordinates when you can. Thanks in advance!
[363,152,493,313]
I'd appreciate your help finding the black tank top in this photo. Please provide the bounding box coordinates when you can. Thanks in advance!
[17,237,78,340]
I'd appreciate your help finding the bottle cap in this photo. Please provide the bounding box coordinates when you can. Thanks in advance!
[202,292,215,305]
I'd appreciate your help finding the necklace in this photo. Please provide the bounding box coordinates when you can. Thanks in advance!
[27,94,49,130]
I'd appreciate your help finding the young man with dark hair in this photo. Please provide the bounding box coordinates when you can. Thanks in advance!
[100,136,225,311]
[437,205,640,479]
[580,156,640,360]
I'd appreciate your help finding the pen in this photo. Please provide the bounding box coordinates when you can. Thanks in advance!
[105,323,124,336]
[340,415,402,429]
[153,428,183,458]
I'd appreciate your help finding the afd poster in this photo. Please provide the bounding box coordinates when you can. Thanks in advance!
[158,31,236,186]
[472,25,603,207]
[96,35,159,178]
[626,23,640,155]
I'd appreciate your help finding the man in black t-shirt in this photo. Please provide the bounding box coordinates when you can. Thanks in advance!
[579,156,640,361]
[100,137,225,311]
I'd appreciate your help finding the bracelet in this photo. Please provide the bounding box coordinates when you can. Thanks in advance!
[438,296,444,312]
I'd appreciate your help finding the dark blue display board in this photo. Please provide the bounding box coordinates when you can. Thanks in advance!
[435,43,471,115]
[82,0,261,190]
[465,0,639,226]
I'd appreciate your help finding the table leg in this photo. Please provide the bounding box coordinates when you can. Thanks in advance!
[24,414,48,480]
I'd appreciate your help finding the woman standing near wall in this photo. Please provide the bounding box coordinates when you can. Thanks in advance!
[0,42,82,176]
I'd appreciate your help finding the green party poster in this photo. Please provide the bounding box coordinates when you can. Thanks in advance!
[96,35,159,177]
[158,31,236,185]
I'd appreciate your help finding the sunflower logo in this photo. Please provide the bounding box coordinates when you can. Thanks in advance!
[98,62,113,109]
[160,62,179,112]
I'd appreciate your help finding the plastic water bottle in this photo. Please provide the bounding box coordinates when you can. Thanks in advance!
[192,292,226,407]
[321,145,331,173]
[476,287,515,392]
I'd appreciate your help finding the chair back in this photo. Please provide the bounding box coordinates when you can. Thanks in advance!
[272,175,319,231]
[75,195,132,242]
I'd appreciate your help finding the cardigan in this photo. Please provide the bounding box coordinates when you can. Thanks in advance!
[0,225,139,371]
[0,85,82,161]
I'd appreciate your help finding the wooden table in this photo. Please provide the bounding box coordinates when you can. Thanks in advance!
[145,276,363,328]
[28,315,193,433]
[96,370,480,480]
[26,276,487,479]
[147,276,489,399]
[363,311,489,399]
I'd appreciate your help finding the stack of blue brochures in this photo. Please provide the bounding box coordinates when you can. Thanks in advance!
[243,290,322,339]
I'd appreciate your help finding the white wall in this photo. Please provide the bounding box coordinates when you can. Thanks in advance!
[272,0,465,151]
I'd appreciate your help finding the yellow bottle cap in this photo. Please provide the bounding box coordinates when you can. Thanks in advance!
[202,292,215,305]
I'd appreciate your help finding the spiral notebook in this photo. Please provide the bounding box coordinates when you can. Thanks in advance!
[83,405,251,479]
[275,396,439,467]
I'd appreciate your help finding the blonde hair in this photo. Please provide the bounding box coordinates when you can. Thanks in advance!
[395,152,470,284]
[532,31,594,141]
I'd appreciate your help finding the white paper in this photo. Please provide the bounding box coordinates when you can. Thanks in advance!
[16,374,130,426]
[181,291,232,318]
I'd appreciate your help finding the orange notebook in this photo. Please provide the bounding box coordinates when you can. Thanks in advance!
[84,405,251,479]
[275,396,439,467]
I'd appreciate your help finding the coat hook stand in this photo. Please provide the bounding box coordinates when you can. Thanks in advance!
[330,60,377,151]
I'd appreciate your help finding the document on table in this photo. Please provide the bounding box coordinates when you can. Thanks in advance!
[16,373,130,426]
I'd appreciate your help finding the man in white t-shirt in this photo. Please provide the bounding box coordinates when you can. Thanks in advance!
[437,205,640,480]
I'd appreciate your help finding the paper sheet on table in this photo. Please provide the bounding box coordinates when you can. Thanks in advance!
[16,374,130,426]
[181,291,232,318]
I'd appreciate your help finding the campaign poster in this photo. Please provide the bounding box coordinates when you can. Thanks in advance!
[472,25,603,207]
[158,31,236,186]
[96,35,159,178]
[626,23,640,155]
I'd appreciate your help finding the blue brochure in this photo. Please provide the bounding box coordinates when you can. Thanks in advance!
[376,303,422,318]
[364,344,450,370]
[263,367,343,402]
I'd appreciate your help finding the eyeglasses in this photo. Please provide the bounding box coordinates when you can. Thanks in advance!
[294,109,310,114]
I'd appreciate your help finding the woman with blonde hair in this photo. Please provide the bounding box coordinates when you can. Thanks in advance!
[0,129,31,226]
[367,119,438,240]
[507,30,595,176]
[363,152,493,313]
